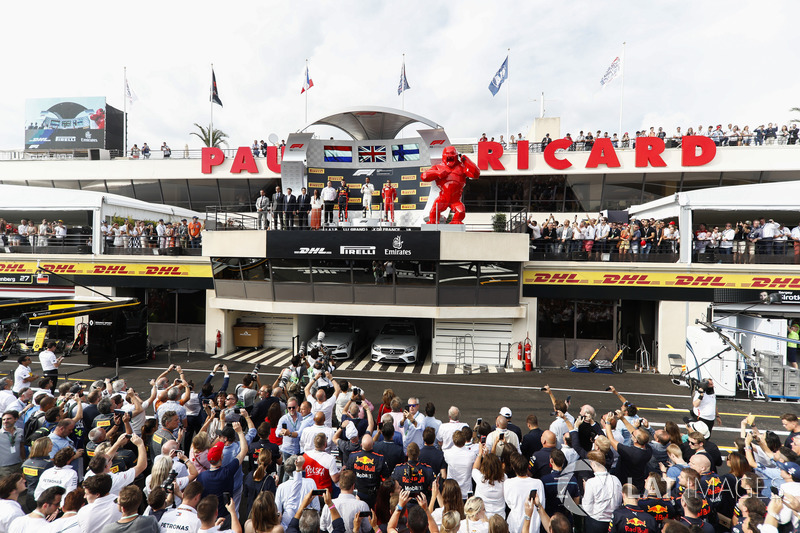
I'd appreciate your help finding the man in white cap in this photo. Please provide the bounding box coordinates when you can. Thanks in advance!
[499,407,523,441]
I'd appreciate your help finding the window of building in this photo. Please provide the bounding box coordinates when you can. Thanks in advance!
[270,259,310,283]
[161,180,191,209]
[187,179,221,211]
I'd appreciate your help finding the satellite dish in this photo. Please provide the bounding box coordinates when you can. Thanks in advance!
[268,133,279,145]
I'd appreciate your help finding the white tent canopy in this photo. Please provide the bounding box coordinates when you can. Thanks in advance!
[628,180,800,263]
[628,180,800,220]
[0,183,201,254]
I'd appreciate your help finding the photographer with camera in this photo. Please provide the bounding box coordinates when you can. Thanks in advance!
[687,378,721,435]
[235,365,261,411]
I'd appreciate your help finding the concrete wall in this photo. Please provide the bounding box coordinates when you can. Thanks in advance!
[529,117,561,143]
[656,300,710,374]
[440,232,528,261]
[203,230,266,258]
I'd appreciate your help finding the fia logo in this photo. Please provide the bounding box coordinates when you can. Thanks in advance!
[392,236,403,250]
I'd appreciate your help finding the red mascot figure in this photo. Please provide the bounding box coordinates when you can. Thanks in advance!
[422,146,480,224]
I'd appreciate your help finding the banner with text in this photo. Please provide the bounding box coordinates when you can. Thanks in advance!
[267,231,440,261]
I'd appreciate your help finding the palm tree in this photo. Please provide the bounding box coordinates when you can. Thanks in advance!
[792,107,800,123]
[191,123,229,147]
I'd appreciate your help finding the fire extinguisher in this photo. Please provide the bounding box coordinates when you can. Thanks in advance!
[216,330,222,349]
[524,335,533,372]
[517,341,523,361]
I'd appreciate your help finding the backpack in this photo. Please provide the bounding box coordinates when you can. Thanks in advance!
[23,411,48,445]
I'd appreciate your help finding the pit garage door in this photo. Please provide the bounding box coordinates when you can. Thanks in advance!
[433,320,513,367]
[238,313,294,349]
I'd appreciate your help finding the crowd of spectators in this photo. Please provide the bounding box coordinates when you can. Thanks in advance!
[100,217,203,251]
[0,218,72,248]
[527,215,800,263]
[1,348,800,533]
[480,122,800,151]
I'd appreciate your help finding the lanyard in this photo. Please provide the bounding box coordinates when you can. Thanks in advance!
[4,429,16,448]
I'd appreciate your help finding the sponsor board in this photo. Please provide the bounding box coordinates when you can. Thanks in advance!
[523,270,800,289]
[308,168,325,174]
[0,262,212,278]
[268,231,439,260]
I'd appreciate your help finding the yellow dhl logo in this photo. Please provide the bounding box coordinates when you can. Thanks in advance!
[401,204,417,210]
[400,190,416,196]
[308,168,325,174]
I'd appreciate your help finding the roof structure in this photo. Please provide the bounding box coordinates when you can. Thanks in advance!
[300,107,441,141]
[628,180,800,220]
[0,183,201,222]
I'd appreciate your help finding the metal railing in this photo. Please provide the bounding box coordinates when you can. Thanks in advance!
[206,206,260,231]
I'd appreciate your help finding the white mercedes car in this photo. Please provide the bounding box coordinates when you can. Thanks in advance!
[371,321,421,364]
[307,318,362,360]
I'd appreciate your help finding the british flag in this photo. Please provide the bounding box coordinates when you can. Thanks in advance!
[358,145,386,163]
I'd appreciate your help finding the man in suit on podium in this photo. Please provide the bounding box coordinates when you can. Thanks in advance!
[272,186,286,230]
[285,188,297,230]
[297,187,311,230]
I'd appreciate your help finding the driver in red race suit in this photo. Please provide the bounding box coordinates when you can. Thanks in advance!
[421,146,480,224]
[381,180,397,222]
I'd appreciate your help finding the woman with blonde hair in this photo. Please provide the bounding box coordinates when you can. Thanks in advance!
[440,511,461,533]
[22,437,53,509]
[461,496,490,533]
[245,491,283,533]
[145,453,197,504]
[242,449,277,520]
[190,431,212,473]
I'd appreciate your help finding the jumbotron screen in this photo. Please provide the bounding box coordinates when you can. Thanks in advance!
[25,96,106,150]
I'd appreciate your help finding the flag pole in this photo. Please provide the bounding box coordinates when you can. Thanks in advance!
[305,59,309,124]
[210,63,214,146]
[540,91,544,118]
[123,66,127,157]
[619,42,626,139]
[506,48,510,144]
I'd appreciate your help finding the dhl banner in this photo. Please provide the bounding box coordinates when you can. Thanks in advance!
[0,261,212,278]
[523,270,800,290]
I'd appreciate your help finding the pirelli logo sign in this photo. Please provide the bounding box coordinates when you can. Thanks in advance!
[308,168,325,174]
[329,176,343,182]
[308,182,325,189]
[419,181,431,187]
[401,204,417,210]
[400,189,416,196]
[401,175,416,181]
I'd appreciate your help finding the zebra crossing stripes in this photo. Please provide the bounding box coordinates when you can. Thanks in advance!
[211,347,521,375]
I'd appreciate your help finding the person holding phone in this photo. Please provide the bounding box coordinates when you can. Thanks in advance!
[198,422,248,521]
[402,397,426,454]
[485,416,520,457]
[470,443,506,519]
[320,470,370,533]
[504,453,546,533]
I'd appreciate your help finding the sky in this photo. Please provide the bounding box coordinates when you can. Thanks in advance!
[4,1,800,150]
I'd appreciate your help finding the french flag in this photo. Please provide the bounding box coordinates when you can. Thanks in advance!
[301,66,314,94]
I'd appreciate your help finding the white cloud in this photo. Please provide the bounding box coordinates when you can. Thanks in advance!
[2,1,799,150]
